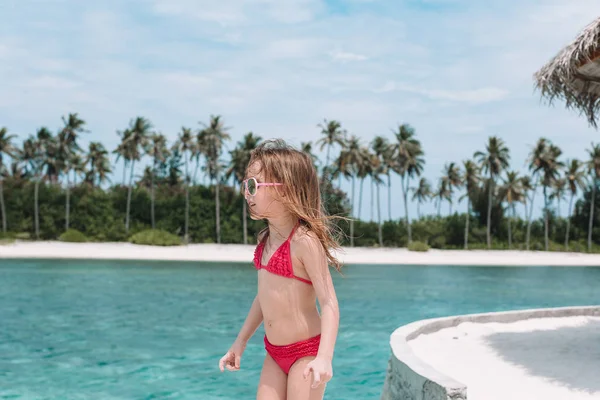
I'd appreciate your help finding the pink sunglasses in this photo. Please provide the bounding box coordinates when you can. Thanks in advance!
[242,177,283,197]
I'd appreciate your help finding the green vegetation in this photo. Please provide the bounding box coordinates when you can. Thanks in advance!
[59,229,87,242]
[129,229,181,246]
[16,232,31,240]
[1,114,600,252]
[407,241,429,252]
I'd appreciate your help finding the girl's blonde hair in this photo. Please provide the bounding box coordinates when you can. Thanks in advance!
[246,139,343,272]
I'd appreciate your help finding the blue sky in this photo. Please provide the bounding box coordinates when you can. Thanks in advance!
[2,0,600,220]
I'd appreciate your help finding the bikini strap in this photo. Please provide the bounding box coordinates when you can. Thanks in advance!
[286,221,301,242]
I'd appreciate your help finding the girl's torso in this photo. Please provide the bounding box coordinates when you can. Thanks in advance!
[254,223,322,345]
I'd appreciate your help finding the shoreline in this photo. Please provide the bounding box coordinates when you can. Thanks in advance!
[1,241,600,266]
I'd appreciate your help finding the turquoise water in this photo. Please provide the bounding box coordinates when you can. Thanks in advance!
[1,260,600,399]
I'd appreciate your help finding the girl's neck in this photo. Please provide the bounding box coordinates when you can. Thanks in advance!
[267,214,298,241]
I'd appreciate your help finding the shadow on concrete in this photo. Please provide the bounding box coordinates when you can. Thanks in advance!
[484,318,600,394]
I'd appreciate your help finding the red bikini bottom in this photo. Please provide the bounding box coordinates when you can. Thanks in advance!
[264,334,321,375]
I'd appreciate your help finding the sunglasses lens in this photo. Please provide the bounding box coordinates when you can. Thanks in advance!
[247,179,257,196]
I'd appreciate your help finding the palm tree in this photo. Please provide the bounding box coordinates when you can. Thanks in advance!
[198,115,231,244]
[392,124,424,243]
[371,156,385,246]
[340,135,362,247]
[550,178,566,220]
[85,142,108,187]
[564,159,586,250]
[58,113,87,231]
[586,143,600,252]
[146,133,170,230]
[316,119,346,179]
[371,136,393,221]
[474,136,510,249]
[113,129,132,186]
[42,129,60,184]
[226,132,262,244]
[95,157,112,188]
[521,176,534,233]
[356,147,371,221]
[411,177,432,219]
[70,153,85,186]
[123,117,152,234]
[330,151,348,186]
[367,151,379,222]
[85,142,110,187]
[6,156,26,181]
[442,162,462,214]
[539,143,564,250]
[174,128,194,242]
[433,178,451,217]
[0,128,17,233]
[21,137,37,237]
[191,140,202,185]
[460,160,480,249]
[525,138,548,250]
[23,128,53,239]
[166,148,184,188]
[301,141,319,173]
[499,171,523,249]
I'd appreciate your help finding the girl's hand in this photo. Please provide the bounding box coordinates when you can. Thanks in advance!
[218,340,246,372]
[303,356,333,388]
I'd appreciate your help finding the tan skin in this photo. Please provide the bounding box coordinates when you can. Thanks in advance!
[219,162,340,400]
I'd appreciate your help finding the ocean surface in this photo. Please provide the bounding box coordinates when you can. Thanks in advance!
[1,259,599,399]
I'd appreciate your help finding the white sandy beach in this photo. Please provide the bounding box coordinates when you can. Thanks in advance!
[409,316,600,400]
[1,241,600,266]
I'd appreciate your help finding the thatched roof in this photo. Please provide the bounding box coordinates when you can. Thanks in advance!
[534,17,600,128]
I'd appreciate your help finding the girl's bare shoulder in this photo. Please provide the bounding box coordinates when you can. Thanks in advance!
[292,225,322,252]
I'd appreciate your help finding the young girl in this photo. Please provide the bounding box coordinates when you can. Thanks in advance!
[219,139,342,400]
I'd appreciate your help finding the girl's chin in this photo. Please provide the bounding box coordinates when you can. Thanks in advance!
[249,212,262,220]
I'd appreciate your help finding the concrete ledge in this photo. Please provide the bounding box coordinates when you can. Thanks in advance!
[380,305,600,400]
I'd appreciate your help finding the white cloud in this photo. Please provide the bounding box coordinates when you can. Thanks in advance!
[0,37,28,61]
[162,72,213,89]
[263,0,324,23]
[330,50,368,62]
[376,81,396,93]
[80,10,128,55]
[376,82,509,104]
[0,44,9,58]
[456,125,484,135]
[26,75,81,90]
[152,0,246,25]
[262,38,325,59]
[319,99,395,128]
[423,87,509,103]
[151,0,324,25]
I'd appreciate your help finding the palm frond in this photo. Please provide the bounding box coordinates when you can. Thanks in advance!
[534,17,600,127]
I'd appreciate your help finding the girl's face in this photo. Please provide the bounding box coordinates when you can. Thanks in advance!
[245,162,286,220]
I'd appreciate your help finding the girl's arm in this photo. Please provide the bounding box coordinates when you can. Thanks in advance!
[220,295,263,372]
[234,295,264,344]
[297,235,340,361]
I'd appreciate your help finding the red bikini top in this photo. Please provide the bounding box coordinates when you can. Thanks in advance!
[253,222,312,285]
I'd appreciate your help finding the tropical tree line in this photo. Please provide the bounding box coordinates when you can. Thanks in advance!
[1,114,600,251]
[316,119,600,252]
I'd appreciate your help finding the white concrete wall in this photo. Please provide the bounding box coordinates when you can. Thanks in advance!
[380,305,600,400]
